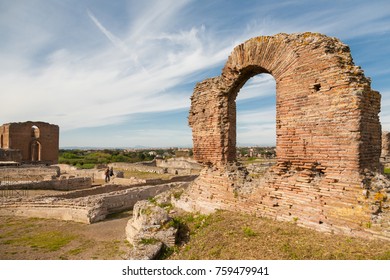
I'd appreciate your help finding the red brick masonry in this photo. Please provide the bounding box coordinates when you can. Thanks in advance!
[183,33,389,240]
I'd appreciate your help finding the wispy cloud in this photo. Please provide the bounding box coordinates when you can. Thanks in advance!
[87,10,130,55]
[0,0,389,147]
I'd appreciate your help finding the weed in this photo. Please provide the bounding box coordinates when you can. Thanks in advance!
[165,217,181,229]
[67,247,84,256]
[141,207,153,216]
[376,251,390,260]
[158,202,173,211]
[139,238,159,245]
[243,226,257,237]
[281,243,299,259]
[158,245,178,259]
[172,190,184,200]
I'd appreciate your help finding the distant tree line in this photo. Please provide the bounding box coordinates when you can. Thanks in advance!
[58,148,178,169]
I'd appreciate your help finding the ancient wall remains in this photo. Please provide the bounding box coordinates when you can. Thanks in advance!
[0,149,22,163]
[0,121,59,164]
[0,166,60,182]
[110,159,202,176]
[0,177,91,191]
[0,182,189,223]
[109,162,165,174]
[184,33,389,240]
[381,131,390,165]
[156,157,202,175]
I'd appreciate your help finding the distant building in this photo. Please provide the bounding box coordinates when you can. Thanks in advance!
[0,121,59,164]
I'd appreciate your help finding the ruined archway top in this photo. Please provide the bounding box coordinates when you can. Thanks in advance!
[189,32,379,168]
[222,32,354,82]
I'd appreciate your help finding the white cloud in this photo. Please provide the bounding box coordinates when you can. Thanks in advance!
[237,74,276,101]
[0,0,389,147]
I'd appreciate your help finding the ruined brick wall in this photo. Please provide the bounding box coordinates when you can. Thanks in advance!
[0,122,59,164]
[190,33,381,172]
[185,33,388,240]
[0,149,22,162]
[381,131,390,164]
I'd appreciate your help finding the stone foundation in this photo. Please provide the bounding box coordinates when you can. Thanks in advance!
[0,181,191,223]
[0,177,91,191]
[176,164,390,240]
[0,149,22,163]
[0,166,60,181]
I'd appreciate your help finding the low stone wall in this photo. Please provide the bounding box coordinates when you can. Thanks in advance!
[54,164,106,181]
[111,177,163,185]
[0,177,92,191]
[0,165,60,181]
[0,181,191,223]
[176,164,390,241]
[156,157,202,169]
[110,159,203,176]
[109,162,165,174]
[0,149,22,162]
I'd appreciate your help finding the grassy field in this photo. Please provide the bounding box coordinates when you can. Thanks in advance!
[0,212,132,260]
[168,211,390,260]
[2,210,390,260]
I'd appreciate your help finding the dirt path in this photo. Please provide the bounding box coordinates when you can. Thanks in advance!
[0,211,133,260]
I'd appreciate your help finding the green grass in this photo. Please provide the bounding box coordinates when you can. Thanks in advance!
[243,226,257,237]
[0,216,132,260]
[168,211,390,260]
[10,231,77,252]
[139,238,159,245]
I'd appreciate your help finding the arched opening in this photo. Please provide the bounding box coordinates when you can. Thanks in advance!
[0,134,3,148]
[31,140,41,162]
[31,125,40,139]
[235,73,277,176]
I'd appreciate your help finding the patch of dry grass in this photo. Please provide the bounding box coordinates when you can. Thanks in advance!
[122,170,173,180]
[169,211,390,260]
[0,213,132,260]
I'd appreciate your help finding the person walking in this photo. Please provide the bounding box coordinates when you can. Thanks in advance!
[105,167,110,183]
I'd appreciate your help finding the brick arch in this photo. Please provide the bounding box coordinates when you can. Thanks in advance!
[189,33,381,173]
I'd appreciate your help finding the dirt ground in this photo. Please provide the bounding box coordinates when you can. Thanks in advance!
[0,211,133,260]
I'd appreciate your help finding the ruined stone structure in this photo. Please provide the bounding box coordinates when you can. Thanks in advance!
[381,131,390,166]
[0,149,22,163]
[0,181,189,224]
[0,121,59,164]
[182,33,390,240]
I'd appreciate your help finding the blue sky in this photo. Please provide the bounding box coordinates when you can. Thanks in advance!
[0,0,389,148]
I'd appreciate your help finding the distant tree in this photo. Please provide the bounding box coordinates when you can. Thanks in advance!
[138,153,146,161]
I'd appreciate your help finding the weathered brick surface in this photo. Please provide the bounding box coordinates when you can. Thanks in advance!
[184,33,389,240]
[381,131,390,164]
[0,149,22,162]
[0,121,59,164]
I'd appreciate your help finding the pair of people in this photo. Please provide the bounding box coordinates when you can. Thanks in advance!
[105,167,114,183]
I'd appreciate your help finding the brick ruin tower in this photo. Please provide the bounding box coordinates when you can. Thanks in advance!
[178,33,390,240]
